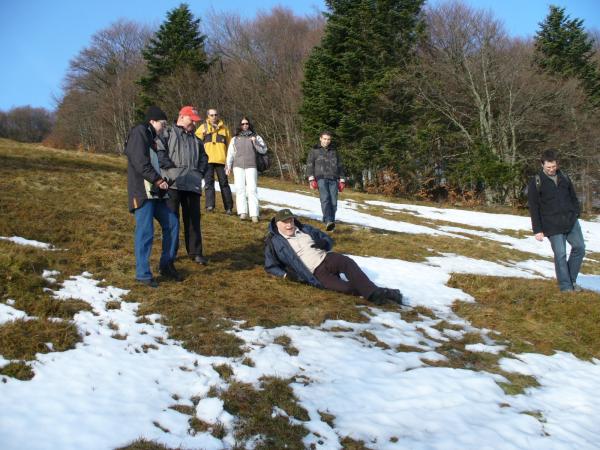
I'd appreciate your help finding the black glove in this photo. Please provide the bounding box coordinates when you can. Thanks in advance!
[284,270,298,282]
[150,182,167,198]
[311,237,329,250]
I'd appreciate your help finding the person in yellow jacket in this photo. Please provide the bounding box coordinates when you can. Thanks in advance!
[195,108,234,213]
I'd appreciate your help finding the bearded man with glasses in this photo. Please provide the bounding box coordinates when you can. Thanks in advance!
[124,106,179,287]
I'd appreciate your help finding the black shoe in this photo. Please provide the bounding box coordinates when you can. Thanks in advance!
[225,209,233,215]
[159,264,183,282]
[326,222,336,231]
[368,287,388,306]
[137,278,158,288]
[384,288,403,305]
[191,255,208,265]
[206,207,215,212]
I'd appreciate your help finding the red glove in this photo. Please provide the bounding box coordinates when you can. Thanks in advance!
[338,181,345,192]
[310,179,318,190]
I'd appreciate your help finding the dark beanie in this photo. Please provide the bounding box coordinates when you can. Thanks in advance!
[144,105,167,122]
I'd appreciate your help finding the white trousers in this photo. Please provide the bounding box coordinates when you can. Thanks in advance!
[233,167,259,217]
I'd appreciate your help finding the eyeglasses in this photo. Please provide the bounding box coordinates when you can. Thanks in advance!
[241,122,249,125]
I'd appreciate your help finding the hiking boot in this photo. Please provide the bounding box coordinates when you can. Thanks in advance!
[240,213,248,221]
[159,263,183,282]
[251,216,259,223]
[206,207,215,212]
[384,288,403,305]
[137,278,158,288]
[368,287,389,306]
[225,209,233,215]
[573,283,583,292]
[191,255,208,265]
[325,222,336,232]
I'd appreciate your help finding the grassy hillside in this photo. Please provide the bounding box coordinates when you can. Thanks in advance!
[1,138,600,448]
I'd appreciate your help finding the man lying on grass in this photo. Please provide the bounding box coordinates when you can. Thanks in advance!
[265,209,403,305]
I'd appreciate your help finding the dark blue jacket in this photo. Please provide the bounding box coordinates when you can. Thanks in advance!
[264,218,334,287]
[527,170,580,236]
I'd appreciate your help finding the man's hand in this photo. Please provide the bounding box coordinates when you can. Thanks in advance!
[155,179,169,190]
[250,136,256,142]
[309,177,318,190]
[225,166,231,176]
[338,180,346,192]
[534,232,544,241]
[311,237,329,250]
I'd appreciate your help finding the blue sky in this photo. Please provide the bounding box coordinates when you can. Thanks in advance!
[1,0,599,111]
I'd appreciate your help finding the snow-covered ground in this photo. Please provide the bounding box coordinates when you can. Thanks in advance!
[1,187,600,449]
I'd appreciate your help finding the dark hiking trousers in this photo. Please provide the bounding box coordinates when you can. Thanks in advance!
[204,163,233,211]
[166,189,204,258]
[313,252,377,298]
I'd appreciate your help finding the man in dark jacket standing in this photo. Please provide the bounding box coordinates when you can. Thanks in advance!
[527,149,585,292]
[307,131,346,231]
[157,106,209,266]
[125,106,179,287]
[264,209,403,305]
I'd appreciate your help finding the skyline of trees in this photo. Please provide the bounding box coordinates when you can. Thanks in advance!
[4,1,598,209]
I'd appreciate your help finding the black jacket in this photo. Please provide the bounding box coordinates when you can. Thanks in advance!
[306,144,345,180]
[527,170,580,236]
[125,123,163,212]
[264,218,334,287]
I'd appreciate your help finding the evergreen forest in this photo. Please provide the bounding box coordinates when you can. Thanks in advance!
[2,1,600,209]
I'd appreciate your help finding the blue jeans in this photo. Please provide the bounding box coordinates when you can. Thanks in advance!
[317,178,339,224]
[134,199,179,280]
[547,220,586,291]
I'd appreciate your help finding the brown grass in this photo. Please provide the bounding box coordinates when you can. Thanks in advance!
[0,361,34,381]
[3,139,600,439]
[220,377,310,448]
[0,318,81,360]
[115,439,179,450]
[450,274,600,360]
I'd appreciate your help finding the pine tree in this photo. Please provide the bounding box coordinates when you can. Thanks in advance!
[300,0,425,186]
[534,5,600,106]
[139,3,209,109]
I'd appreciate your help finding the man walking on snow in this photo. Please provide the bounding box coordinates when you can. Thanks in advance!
[527,149,585,292]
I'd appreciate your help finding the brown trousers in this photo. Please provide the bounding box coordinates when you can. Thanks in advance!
[313,252,377,299]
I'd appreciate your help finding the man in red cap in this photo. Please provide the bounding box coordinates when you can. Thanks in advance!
[157,106,210,270]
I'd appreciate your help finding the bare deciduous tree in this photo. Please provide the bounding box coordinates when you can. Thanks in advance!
[412,1,590,203]
[197,7,324,180]
[0,106,54,142]
[49,20,151,152]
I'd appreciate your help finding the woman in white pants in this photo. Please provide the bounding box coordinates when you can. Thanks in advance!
[225,117,267,222]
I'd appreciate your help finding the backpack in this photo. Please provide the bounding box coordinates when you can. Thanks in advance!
[255,150,271,173]
[526,172,571,196]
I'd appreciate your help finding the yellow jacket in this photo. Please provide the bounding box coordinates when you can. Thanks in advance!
[195,120,231,164]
